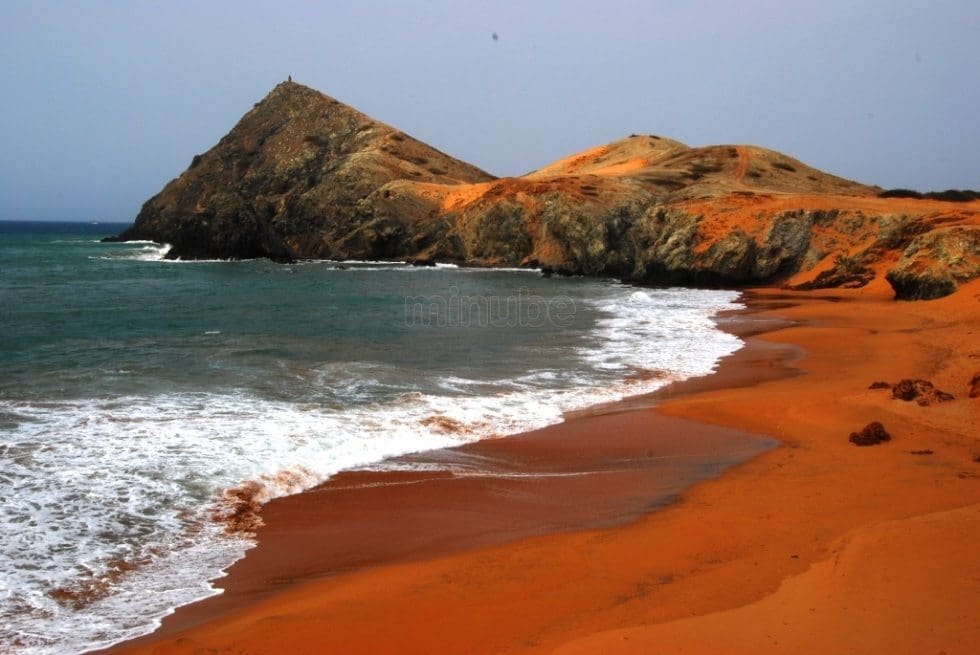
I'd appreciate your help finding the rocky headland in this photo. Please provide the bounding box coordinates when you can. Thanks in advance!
[108,81,980,299]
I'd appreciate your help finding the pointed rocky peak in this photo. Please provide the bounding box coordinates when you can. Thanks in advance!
[523,134,687,180]
[118,80,494,259]
[185,79,492,188]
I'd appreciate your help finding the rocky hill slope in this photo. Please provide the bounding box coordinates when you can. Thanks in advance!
[112,81,493,260]
[110,81,980,299]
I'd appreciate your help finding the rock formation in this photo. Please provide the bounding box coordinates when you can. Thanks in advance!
[890,379,955,405]
[109,81,493,261]
[108,81,980,298]
[849,421,892,446]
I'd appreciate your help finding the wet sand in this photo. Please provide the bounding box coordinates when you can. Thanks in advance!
[105,281,980,654]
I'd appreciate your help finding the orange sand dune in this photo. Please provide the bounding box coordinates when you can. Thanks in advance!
[522,135,686,180]
[587,157,649,177]
[527,144,611,178]
[385,179,498,212]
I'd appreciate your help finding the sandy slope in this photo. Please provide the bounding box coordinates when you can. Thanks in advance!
[556,505,980,654]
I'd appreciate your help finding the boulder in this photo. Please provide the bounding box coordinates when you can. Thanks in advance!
[891,379,954,405]
[849,421,892,446]
[886,226,980,299]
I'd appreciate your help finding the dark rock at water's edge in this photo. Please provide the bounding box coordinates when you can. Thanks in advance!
[108,81,980,297]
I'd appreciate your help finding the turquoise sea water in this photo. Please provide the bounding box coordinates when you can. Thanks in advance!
[0,221,744,653]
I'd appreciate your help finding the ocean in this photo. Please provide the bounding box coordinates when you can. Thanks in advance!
[0,220,744,653]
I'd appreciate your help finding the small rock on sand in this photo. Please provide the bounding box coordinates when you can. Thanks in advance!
[890,379,954,405]
[849,421,891,446]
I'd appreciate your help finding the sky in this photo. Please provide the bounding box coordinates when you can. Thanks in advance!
[1,0,978,222]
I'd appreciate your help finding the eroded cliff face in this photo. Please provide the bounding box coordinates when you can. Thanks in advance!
[112,82,980,298]
[886,226,980,299]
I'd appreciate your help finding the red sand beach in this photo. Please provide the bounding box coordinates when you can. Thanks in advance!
[105,281,980,654]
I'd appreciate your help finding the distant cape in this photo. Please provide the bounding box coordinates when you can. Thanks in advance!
[109,80,980,299]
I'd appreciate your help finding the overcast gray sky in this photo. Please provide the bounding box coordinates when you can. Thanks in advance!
[1,0,977,222]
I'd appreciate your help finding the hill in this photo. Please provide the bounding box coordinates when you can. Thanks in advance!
[110,82,980,299]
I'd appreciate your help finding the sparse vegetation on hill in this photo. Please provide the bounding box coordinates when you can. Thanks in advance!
[879,188,980,202]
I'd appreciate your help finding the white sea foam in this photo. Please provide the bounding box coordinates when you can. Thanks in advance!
[320,259,409,265]
[91,243,172,261]
[0,285,743,654]
[160,256,238,263]
[89,250,540,273]
[480,266,542,273]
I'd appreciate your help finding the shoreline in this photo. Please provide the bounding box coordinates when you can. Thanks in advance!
[99,288,789,651]
[104,283,980,654]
